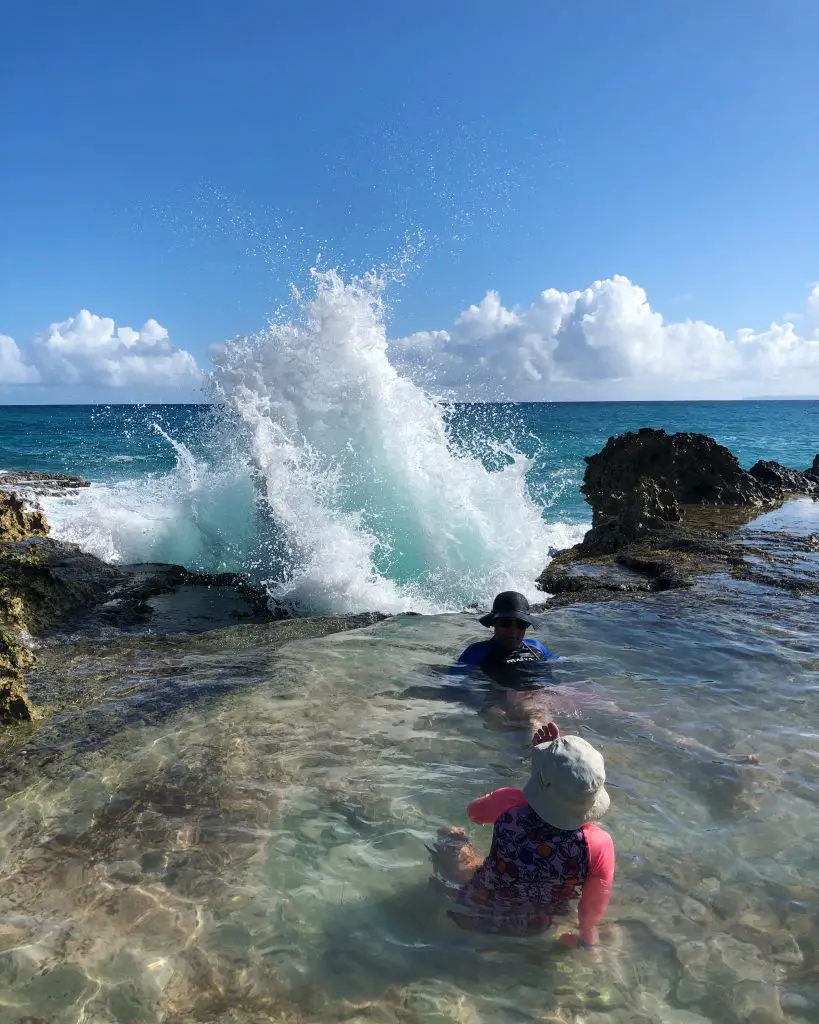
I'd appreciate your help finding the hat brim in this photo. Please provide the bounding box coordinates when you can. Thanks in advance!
[479,611,534,628]
[522,778,610,832]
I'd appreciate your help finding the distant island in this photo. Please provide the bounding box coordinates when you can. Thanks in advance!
[743,395,819,401]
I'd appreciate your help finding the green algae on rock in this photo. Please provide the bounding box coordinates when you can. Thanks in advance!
[0,489,57,722]
[0,627,36,723]
[0,489,49,544]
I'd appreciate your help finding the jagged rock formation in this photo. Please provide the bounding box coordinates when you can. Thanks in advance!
[577,429,817,555]
[539,429,819,604]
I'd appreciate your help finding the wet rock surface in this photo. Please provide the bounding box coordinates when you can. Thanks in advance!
[0,469,91,495]
[0,490,49,543]
[0,484,389,726]
[582,429,816,522]
[0,628,36,723]
[539,430,819,606]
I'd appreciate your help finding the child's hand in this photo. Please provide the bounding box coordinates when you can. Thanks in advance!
[532,722,559,746]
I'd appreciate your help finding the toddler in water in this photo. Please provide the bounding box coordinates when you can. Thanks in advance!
[430,723,614,947]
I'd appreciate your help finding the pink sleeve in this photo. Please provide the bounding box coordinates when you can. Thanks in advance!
[577,824,615,944]
[467,787,528,825]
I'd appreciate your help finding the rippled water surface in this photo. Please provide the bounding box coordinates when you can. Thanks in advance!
[2,511,819,1024]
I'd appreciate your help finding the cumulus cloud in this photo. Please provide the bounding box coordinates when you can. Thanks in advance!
[0,334,40,384]
[0,311,202,392]
[391,276,819,400]
[32,310,201,387]
[4,280,819,401]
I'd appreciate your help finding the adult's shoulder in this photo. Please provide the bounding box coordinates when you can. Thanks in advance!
[523,637,553,658]
[456,639,494,666]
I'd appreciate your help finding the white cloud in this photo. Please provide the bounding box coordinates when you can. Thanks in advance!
[391,276,819,400]
[0,311,202,393]
[0,334,40,384]
[32,310,201,387]
[4,280,819,401]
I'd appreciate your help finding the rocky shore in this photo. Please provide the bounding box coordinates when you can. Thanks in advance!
[537,428,819,606]
[1,473,384,725]
[3,431,818,725]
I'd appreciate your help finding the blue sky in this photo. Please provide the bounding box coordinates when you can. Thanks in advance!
[2,0,819,402]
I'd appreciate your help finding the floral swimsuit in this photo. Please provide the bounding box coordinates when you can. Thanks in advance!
[449,788,615,938]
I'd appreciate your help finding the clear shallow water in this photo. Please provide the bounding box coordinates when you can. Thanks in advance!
[2,538,818,1023]
[2,277,819,1021]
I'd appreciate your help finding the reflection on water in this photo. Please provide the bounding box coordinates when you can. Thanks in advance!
[1,579,819,1023]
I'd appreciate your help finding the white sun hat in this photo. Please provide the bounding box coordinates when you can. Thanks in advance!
[522,734,610,831]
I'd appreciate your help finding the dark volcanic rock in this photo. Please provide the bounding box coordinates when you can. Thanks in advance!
[578,430,819,557]
[0,470,90,494]
[748,460,817,498]
[581,429,764,521]
[580,475,681,554]
[538,429,819,605]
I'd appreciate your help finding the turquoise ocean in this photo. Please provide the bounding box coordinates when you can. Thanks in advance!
[1,279,818,1024]
[2,398,817,614]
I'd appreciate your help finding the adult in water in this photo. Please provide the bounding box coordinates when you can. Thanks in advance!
[429,722,614,946]
[454,593,548,679]
[451,592,759,815]
[451,591,556,726]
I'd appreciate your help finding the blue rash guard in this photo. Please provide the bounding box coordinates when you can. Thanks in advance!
[451,637,554,690]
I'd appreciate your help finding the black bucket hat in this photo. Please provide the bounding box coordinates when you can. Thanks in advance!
[479,591,533,628]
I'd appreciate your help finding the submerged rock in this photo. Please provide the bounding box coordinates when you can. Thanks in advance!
[0,487,266,725]
[0,483,391,727]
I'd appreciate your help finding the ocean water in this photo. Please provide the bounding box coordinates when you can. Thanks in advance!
[2,273,818,615]
[1,395,816,614]
[1,273,819,1023]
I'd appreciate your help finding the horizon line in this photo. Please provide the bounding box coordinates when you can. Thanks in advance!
[0,397,818,410]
